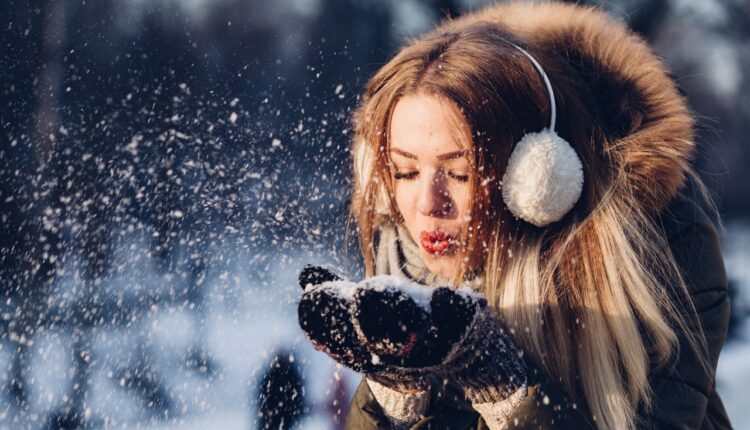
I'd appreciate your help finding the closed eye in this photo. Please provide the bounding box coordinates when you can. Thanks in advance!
[394,171,418,180]
[448,172,469,182]
[394,171,469,182]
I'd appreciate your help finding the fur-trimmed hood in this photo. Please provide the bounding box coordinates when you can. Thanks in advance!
[437,1,695,214]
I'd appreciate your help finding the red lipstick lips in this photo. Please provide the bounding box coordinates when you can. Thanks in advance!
[420,230,457,255]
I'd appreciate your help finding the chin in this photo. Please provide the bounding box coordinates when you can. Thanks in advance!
[420,251,459,279]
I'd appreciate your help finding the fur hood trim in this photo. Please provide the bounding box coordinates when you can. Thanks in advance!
[440,1,695,213]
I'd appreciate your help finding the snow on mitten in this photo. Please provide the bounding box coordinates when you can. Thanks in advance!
[298,264,343,287]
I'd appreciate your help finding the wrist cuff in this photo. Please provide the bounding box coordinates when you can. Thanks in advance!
[366,378,430,428]
[471,385,528,429]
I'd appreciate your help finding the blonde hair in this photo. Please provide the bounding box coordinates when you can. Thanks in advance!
[349,7,709,429]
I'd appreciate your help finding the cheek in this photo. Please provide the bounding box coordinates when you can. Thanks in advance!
[450,184,472,220]
[393,182,416,224]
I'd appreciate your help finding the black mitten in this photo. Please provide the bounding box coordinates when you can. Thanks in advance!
[429,287,527,404]
[298,270,434,390]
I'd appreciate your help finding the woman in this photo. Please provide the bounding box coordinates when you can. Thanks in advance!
[298,2,732,429]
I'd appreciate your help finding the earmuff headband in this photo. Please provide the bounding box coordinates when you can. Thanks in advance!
[510,43,557,131]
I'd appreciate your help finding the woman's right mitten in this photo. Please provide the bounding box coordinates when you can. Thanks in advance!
[298,269,433,392]
[297,265,380,373]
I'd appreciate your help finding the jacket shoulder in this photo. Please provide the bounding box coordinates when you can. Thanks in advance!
[659,196,727,298]
[645,196,732,428]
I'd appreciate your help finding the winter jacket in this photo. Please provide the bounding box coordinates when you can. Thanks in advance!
[344,196,732,429]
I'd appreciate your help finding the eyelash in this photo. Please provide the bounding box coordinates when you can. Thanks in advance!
[393,171,470,183]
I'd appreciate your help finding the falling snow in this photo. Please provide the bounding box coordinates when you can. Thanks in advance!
[0,0,748,429]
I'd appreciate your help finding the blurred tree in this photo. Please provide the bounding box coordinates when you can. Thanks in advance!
[1,0,67,411]
[113,344,174,419]
[326,371,351,430]
[727,278,750,342]
[431,0,463,19]
[46,329,92,430]
[256,351,306,430]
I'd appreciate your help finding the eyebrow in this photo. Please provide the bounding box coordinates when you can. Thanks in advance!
[389,148,469,161]
[437,149,469,161]
[389,148,417,159]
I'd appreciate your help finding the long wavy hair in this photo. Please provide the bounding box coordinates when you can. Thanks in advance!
[349,12,708,430]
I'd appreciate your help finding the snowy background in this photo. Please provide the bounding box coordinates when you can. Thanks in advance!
[1,0,748,429]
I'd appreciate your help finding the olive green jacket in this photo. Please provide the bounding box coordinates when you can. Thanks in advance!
[344,198,732,429]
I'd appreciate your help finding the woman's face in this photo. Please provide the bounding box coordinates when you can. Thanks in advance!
[388,93,473,279]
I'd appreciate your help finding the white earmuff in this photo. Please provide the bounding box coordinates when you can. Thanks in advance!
[501,44,584,227]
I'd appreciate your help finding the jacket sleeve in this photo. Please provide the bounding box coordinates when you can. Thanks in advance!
[641,201,732,429]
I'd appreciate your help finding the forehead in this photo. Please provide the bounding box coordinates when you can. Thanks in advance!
[388,93,471,156]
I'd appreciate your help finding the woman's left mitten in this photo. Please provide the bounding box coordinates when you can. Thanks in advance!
[430,287,528,405]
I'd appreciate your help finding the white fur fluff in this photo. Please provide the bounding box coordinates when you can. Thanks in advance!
[501,129,583,227]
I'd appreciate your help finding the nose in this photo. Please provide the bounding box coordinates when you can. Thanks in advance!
[416,168,456,218]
